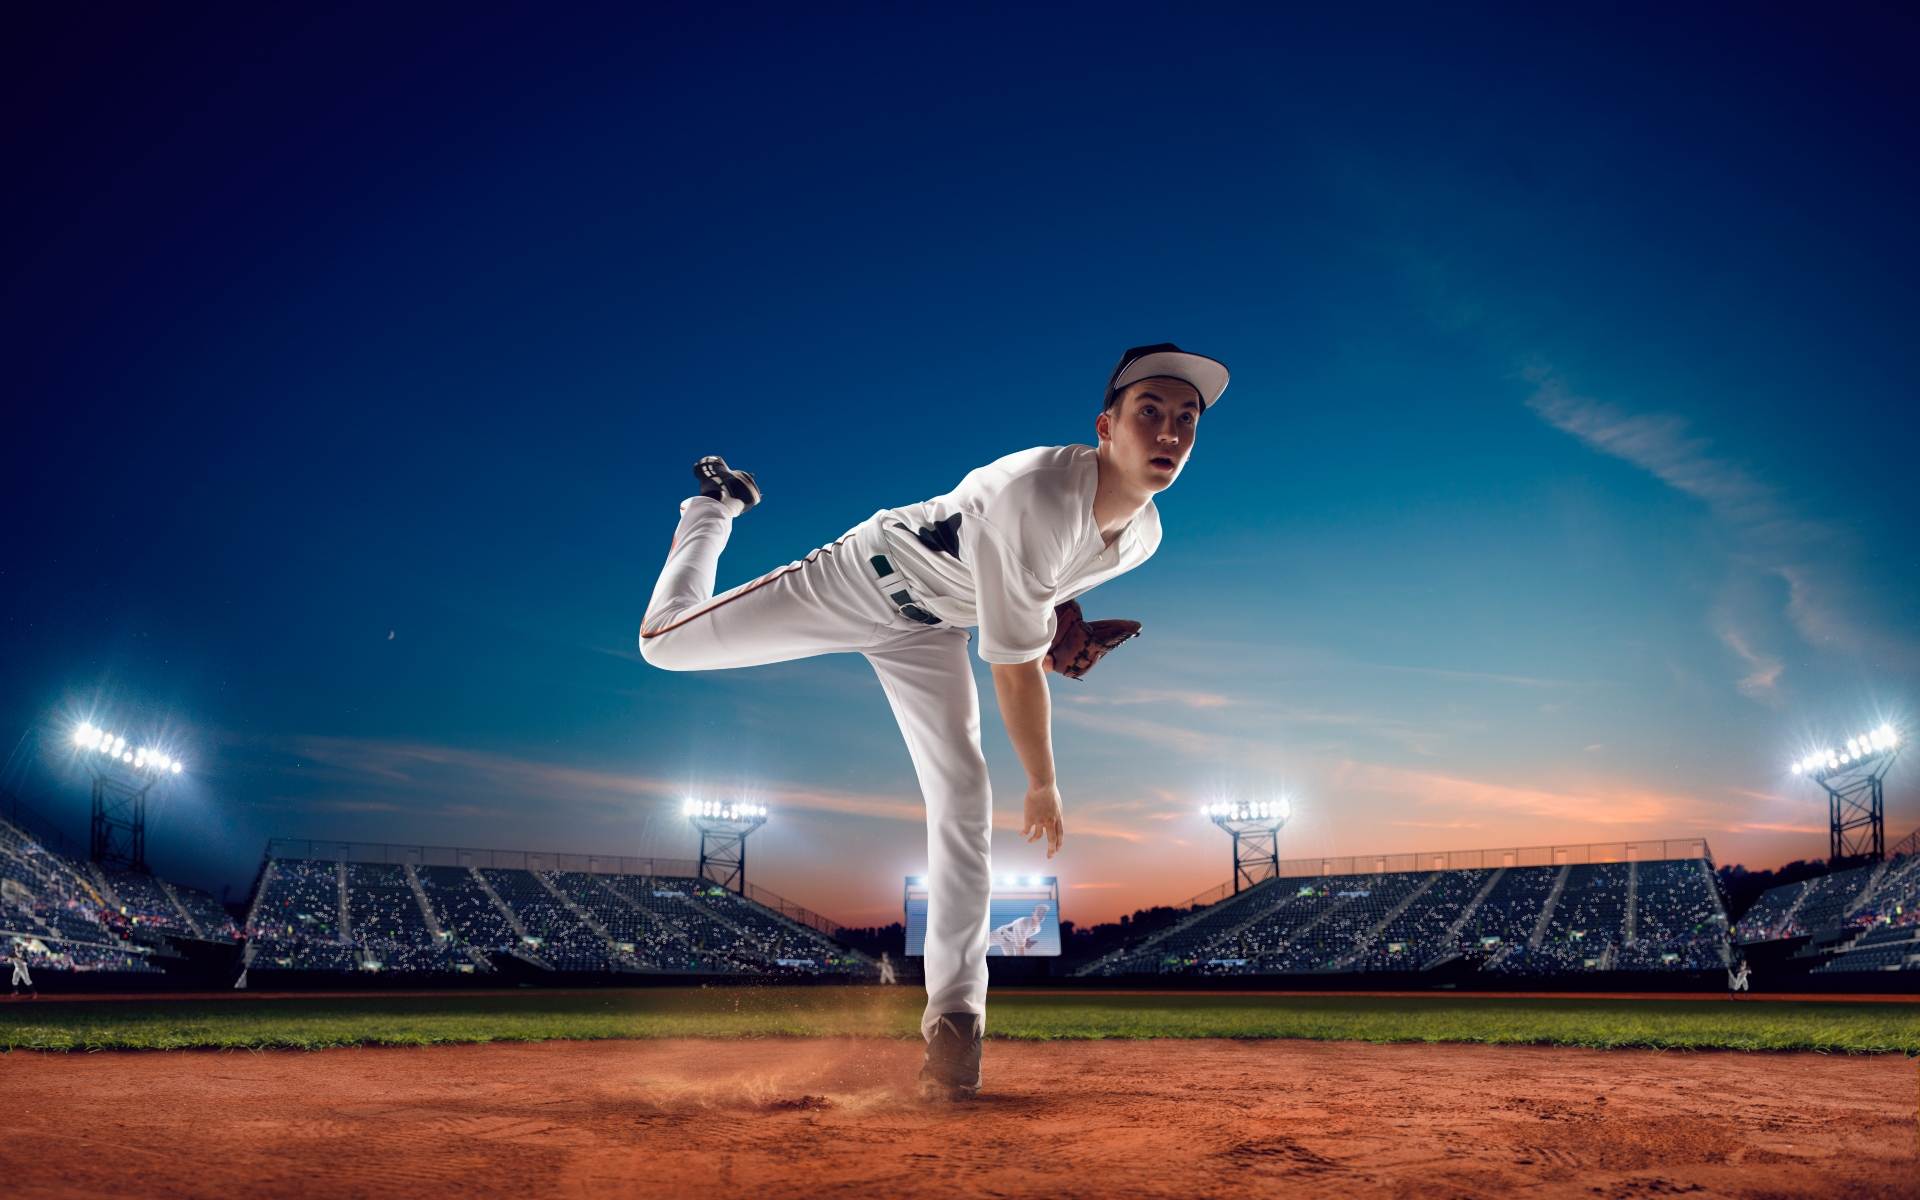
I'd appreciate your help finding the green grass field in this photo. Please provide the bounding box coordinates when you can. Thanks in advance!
[3,988,1917,1054]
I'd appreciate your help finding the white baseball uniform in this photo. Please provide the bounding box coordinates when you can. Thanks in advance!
[10,956,30,989]
[640,444,1158,1039]
[989,904,1051,957]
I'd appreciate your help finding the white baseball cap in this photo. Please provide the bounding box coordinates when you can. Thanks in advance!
[1103,342,1230,410]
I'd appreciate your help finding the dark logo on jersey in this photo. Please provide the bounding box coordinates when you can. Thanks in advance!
[909,513,963,560]
[891,514,963,560]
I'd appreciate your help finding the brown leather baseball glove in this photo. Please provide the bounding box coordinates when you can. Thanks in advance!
[1046,599,1142,680]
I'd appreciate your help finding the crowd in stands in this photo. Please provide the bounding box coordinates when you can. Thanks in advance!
[242,857,866,978]
[1617,860,1728,970]
[248,858,345,965]
[1083,858,1733,978]
[1352,868,1492,971]
[1738,852,1920,973]
[1,817,162,975]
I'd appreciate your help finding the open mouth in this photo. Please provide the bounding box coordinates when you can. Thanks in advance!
[1149,456,1175,471]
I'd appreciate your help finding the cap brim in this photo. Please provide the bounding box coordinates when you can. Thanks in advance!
[1111,350,1230,408]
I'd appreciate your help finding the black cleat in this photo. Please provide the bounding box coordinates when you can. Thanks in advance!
[917,1011,982,1100]
[692,455,761,516]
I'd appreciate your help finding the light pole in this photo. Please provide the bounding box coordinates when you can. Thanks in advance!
[71,719,186,873]
[684,798,768,893]
[1204,797,1291,894]
[1791,723,1900,864]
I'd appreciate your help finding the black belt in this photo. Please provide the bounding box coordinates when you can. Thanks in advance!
[869,554,942,626]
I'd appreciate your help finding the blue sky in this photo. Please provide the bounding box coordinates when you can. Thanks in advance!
[3,3,1915,925]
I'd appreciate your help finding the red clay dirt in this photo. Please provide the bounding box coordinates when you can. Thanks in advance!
[3,1038,1915,1199]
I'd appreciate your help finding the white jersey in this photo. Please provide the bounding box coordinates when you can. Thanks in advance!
[990,908,1049,956]
[859,445,1161,664]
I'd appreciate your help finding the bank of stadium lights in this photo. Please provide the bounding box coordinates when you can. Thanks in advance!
[1791,724,1898,780]
[1202,798,1290,821]
[681,799,767,820]
[71,715,190,875]
[1206,794,1293,895]
[683,798,768,893]
[1789,721,1902,863]
[72,722,184,776]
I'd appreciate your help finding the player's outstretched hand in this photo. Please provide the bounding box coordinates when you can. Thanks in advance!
[1023,782,1065,858]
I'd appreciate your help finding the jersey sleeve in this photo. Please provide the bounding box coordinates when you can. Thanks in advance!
[965,516,1058,664]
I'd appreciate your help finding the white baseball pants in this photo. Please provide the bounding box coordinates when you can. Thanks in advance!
[639,496,993,1040]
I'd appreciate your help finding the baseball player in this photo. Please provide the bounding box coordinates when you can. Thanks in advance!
[878,950,897,985]
[9,941,33,998]
[1726,958,1750,996]
[638,343,1227,1099]
[989,903,1051,957]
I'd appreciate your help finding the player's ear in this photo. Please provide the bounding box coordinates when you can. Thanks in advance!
[1094,409,1112,445]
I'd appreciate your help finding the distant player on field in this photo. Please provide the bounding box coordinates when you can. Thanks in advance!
[1726,958,1750,996]
[878,951,897,986]
[638,343,1228,1099]
[9,940,34,998]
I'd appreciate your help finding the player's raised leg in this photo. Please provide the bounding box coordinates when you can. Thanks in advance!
[639,457,887,671]
[864,626,993,1095]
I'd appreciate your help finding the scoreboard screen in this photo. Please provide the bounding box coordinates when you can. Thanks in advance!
[904,875,1061,957]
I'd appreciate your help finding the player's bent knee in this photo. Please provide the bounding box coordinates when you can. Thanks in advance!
[637,628,691,671]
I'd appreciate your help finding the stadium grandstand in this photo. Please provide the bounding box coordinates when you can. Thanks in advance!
[241,840,873,980]
[1733,831,1920,975]
[1,812,237,980]
[1078,839,1732,980]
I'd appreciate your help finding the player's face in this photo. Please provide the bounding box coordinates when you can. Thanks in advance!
[1100,378,1202,492]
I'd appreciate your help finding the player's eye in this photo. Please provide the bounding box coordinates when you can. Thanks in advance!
[1140,405,1157,417]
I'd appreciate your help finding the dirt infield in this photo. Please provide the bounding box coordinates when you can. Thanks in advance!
[4,1038,1915,1199]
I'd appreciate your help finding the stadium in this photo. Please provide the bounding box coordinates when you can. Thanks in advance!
[3,723,1916,1195]
[9,6,1920,1199]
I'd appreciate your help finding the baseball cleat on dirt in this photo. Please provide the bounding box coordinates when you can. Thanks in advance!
[692,455,761,517]
[916,1011,982,1101]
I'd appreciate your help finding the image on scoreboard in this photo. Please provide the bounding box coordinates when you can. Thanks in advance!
[904,875,1061,957]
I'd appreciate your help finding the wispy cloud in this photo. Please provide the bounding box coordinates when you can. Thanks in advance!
[1526,374,1776,521]
[1732,821,1825,835]
[1062,688,1232,709]
[1712,612,1784,706]
[1331,759,1683,827]
[283,735,1151,845]
[1523,365,1918,691]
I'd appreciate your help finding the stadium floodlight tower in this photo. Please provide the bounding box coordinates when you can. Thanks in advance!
[684,798,768,894]
[71,719,186,873]
[1203,797,1291,894]
[1791,723,1900,865]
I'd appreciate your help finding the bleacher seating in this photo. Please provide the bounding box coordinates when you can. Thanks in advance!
[1456,867,1559,965]
[1081,858,1730,979]
[1734,854,1920,973]
[1353,868,1493,971]
[416,865,520,959]
[480,868,621,971]
[169,883,241,941]
[1257,871,1433,972]
[102,869,197,937]
[1500,863,1632,974]
[698,886,856,972]
[1617,859,1727,970]
[344,863,464,973]
[0,818,162,974]
[248,858,344,958]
